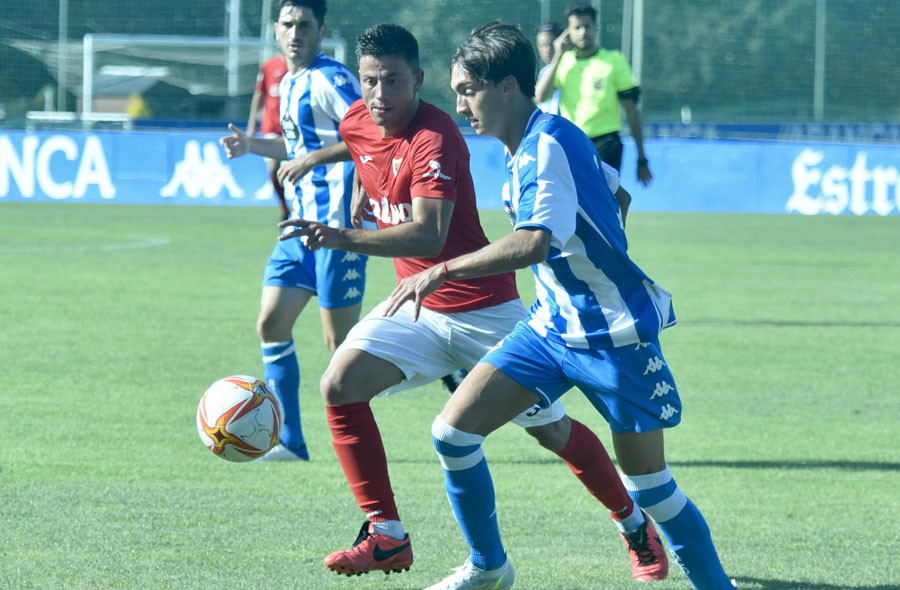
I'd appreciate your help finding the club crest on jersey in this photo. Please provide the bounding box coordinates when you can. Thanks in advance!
[422,160,451,180]
[333,74,349,86]
[281,111,299,141]
[392,158,403,177]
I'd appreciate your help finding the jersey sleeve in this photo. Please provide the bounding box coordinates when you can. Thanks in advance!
[255,67,265,94]
[313,65,363,125]
[611,52,637,93]
[514,133,577,248]
[407,128,463,203]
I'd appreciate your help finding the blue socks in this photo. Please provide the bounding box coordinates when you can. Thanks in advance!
[621,467,732,590]
[262,340,306,457]
[431,416,506,570]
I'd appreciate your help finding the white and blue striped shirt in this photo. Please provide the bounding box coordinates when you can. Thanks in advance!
[278,52,361,228]
[504,109,675,349]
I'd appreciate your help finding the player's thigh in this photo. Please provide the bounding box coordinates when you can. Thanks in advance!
[440,362,543,437]
[258,285,313,342]
[566,341,682,435]
[612,429,666,476]
[319,302,362,353]
[332,300,460,396]
[479,321,572,412]
[444,299,526,369]
[321,347,406,404]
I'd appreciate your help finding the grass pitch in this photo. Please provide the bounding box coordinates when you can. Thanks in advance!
[0,203,898,590]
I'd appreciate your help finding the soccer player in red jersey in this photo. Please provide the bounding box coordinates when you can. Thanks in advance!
[279,23,666,581]
[248,54,290,219]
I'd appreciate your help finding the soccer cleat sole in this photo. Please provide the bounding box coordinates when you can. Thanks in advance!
[327,564,411,577]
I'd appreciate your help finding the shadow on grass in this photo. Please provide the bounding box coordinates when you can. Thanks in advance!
[687,318,900,328]
[391,458,900,472]
[668,459,900,472]
[735,576,900,590]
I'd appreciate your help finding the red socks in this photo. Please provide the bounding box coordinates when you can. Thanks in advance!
[556,418,635,520]
[326,402,400,522]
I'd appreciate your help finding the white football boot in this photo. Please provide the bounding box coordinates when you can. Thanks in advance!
[258,442,308,461]
[425,558,515,590]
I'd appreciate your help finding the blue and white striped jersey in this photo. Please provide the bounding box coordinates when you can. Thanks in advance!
[504,109,676,349]
[278,52,361,228]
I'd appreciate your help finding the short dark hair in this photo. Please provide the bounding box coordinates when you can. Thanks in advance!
[277,0,326,26]
[355,24,420,70]
[537,22,562,37]
[565,2,597,23]
[451,22,535,98]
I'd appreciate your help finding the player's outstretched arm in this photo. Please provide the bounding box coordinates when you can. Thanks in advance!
[383,227,550,320]
[278,195,453,259]
[220,123,287,160]
[277,142,352,184]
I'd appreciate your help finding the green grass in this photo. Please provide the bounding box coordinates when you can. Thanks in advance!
[1,203,898,590]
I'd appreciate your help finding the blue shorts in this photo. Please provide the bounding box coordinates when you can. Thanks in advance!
[262,237,367,309]
[481,322,682,433]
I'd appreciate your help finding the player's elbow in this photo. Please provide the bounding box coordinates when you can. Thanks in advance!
[514,229,550,267]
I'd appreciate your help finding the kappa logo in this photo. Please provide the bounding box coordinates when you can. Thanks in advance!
[650,381,675,399]
[634,342,650,351]
[160,140,244,199]
[343,286,362,300]
[392,158,403,177]
[333,74,350,87]
[643,356,666,376]
[341,252,362,262]
[422,160,451,180]
[659,404,679,421]
[342,268,362,281]
[360,155,373,164]
[517,152,536,169]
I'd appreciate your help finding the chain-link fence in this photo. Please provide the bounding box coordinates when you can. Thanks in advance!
[1,0,897,126]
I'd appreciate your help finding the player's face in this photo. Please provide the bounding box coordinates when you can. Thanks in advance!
[566,14,596,51]
[359,54,424,136]
[536,32,555,65]
[275,6,325,70]
[451,64,506,139]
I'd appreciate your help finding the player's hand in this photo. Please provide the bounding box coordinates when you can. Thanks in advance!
[552,30,571,57]
[219,123,249,159]
[383,264,446,321]
[350,182,376,229]
[278,218,342,251]
[637,161,653,187]
[277,156,313,184]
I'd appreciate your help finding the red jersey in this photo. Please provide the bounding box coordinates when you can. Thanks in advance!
[255,56,288,135]
[339,100,519,313]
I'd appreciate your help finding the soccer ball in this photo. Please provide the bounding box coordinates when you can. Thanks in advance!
[196,375,283,462]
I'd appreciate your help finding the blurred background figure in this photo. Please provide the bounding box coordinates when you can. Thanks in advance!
[535,2,652,186]
[248,54,290,219]
[535,22,562,115]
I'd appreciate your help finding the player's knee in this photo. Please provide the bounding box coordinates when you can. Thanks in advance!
[319,363,369,405]
[257,310,290,342]
[525,418,570,453]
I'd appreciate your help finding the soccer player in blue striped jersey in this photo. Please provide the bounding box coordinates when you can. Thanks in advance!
[386,22,734,590]
[219,0,365,462]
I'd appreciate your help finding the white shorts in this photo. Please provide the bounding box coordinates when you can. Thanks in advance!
[333,299,566,428]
